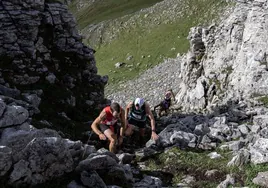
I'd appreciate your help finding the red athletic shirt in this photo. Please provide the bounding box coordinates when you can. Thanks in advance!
[101,106,119,126]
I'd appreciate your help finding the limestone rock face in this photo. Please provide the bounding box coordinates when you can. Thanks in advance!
[0,0,110,187]
[0,0,108,136]
[9,137,75,185]
[176,0,268,112]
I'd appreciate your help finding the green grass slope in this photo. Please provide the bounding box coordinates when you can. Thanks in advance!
[69,0,230,92]
[69,0,165,28]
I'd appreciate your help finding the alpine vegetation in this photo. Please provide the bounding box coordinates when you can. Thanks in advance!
[1,0,268,188]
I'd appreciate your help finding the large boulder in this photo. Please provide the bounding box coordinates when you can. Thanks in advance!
[0,0,108,138]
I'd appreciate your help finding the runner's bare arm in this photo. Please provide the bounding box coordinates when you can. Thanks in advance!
[125,102,133,120]
[120,109,126,136]
[91,110,106,136]
[146,102,159,140]
[145,102,156,131]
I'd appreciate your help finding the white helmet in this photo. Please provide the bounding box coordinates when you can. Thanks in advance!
[134,98,145,107]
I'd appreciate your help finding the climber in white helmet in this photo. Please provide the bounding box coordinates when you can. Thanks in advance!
[124,98,159,146]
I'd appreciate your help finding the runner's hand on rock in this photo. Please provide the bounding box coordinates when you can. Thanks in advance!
[99,133,106,140]
[151,131,159,140]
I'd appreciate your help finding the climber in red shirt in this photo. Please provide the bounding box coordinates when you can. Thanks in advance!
[91,102,126,153]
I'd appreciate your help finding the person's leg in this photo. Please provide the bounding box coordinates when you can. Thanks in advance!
[154,103,163,118]
[103,129,117,153]
[164,109,168,115]
[158,101,166,117]
[124,124,135,136]
[125,118,140,136]
[99,124,109,137]
[139,128,145,146]
[137,121,146,147]
[164,102,171,115]
[158,107,164,117]
[126,119,142,147]
[154,103,161,112]
[139,128,145,137]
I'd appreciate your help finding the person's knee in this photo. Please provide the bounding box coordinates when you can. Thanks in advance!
[125,124,134,136]
[109,135,117,144]
[125,130,132,136]
[139,128,145,136]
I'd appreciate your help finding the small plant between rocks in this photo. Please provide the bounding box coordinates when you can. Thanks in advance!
[257,95,268,107]
[137,146,268,187]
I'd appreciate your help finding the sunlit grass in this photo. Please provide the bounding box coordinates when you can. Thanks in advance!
[69,0,165,28]
[69,0,230,91]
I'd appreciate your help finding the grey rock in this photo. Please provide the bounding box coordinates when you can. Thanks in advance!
[76,155,117,172]
[126,55,133,61]
[181,175,196,185]
[9,160,32,184]
[97,148,119,163]
[253,115,268,129]
[21,93,41,108]
[252,171,268,187]
[9,137,74,185]
[122,164,134,183]
[45,73,57,84]
[0,127,60,156]
[0,146,12,176]
[194,123,210,135]
[198,135,217,150]
[0,99,6,117]
[216,174,235,188]
[227,149,250,167]
[207,152,222,159]
[205,169,220,178]
[81,145,96,159]
[228,140,245,151]
[251,124,261,133]
[249,138,268,164]
[80,170,106,188]
[115,62,125,68]
[260,127,268,137]
[117,153,135,164]
[67,180,87,188]
[135,147,160,160]
[238,124,249,135]
[0,0,107,134]
[0,85,20,99]
[134,175,162,188]
[0,105,29,128]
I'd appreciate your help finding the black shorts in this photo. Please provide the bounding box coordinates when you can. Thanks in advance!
[128,118,146,129]
[99,123,119,134]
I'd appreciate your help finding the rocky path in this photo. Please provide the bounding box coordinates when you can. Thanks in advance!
[106,56,183,108]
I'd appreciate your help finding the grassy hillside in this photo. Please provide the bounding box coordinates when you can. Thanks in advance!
[69,0,229,92]
[69,0,165,29]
